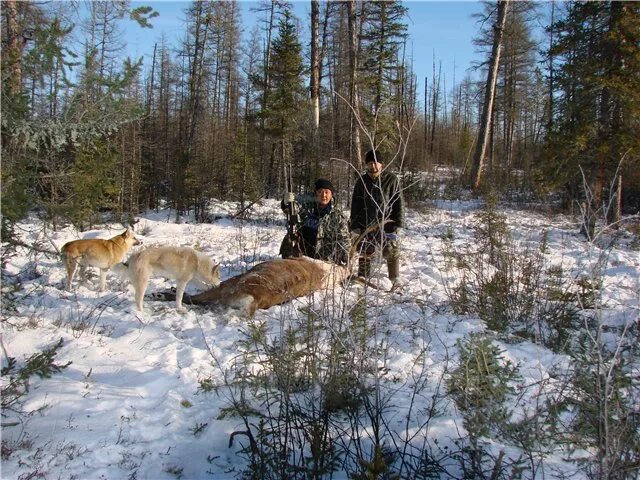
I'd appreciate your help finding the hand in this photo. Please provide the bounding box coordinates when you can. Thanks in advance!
[385,228,401,241]
[283,192,295,205]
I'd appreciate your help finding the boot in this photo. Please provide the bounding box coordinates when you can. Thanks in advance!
[358,257,371,278]
[387,256,400,285]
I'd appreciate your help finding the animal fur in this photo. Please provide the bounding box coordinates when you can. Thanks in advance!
[125,246,221,312]
[157,256,350,316]
[61,228,141,291]
[152,223,385,315]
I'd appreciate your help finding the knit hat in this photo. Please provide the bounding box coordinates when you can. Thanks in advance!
[314,178,334,192]
[364,149,382,164]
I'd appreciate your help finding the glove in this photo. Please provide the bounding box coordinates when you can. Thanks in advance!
[283,192,295,205]
[385,228,401,242]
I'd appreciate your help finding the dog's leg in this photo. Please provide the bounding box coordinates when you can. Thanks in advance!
[134,273,150,312]
[65,259,78,291]
[98,269,108,292]
[174,280,188,313]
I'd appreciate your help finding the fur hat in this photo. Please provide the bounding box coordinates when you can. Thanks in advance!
[314,178,334,192]
[365,149,382,164]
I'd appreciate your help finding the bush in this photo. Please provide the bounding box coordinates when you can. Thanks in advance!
[447,334,523,479]
[1,338,71,421]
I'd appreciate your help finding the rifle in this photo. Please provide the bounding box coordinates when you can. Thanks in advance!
[284,164,302,256]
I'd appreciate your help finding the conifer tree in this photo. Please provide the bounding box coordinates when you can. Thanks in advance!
[260,8,306,192]
[358,0,408,146]
[543,2,640,220]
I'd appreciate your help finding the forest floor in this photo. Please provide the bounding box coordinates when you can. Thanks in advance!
[2,199,638,479]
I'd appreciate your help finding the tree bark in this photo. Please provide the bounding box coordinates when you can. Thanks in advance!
[310,0,320,131]
[429,59,441,156]
[347,0,362,169]
[469,0,510,190]
[5,0,22,96]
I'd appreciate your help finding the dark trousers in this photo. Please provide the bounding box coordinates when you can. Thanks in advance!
[357,237,400,280]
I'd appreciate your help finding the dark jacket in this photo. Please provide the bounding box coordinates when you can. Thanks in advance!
[350,171,404,234]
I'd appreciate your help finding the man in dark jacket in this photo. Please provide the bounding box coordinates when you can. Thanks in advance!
[280,178,351,265]
[350,149,404,286]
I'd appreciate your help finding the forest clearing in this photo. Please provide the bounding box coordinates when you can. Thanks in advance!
[2,199,638,479]
[2,1,639,479]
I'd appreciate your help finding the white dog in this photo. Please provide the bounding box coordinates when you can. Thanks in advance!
[124,246,221,312]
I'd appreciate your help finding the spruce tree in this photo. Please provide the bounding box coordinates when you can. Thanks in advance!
[260,8,306,192]
[359,0,408,146]
[542,2,640,220]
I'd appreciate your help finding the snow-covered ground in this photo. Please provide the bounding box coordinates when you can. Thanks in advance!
[2,199,638,479]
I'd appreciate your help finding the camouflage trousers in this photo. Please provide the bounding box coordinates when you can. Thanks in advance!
[357,236,400,280]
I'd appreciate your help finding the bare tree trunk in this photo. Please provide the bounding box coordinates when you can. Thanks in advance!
[310,0,321,179]
[310,0,320,131]
[423,76,428,158]
[469,0,510,190]
[347,0,362,169]
[547,0,555,132]
[5,0,22,96]
[429,59,441,156]
[259,1,277,193]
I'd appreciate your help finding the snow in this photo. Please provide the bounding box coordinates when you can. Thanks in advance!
[2,199,638,479]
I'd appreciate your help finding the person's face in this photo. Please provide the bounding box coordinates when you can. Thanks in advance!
[315,188,332,208]
[366,159,383,178]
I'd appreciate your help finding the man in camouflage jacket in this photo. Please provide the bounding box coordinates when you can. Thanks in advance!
[280,178,351,266]
[350,149,405,285]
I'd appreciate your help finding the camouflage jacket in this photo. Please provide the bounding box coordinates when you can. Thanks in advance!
[282,195,351,265]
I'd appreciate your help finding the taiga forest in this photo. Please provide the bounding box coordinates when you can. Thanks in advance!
[1,2,639,479]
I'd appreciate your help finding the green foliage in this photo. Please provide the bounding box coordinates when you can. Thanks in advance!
[64,142,120,229]
[447,197,542,332]
[359,1,408,108]
[129,6,159,28]
[448,334,519,438]
[447,335,522,479]
[0,161,36,242]
[224,305,379,478]
[1,338,71,415]
[443,200,590,350]
[542,2,640,208]
[563,319,640,479]
[323,339,363,413]
[353,444,399,480]
[260,8,306,141]
[472,193,511,266]
[197,377,216,393]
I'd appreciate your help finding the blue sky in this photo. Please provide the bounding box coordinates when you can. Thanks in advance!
[124,1,485,96]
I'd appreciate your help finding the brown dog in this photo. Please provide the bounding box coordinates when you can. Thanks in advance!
[61,228,141,291]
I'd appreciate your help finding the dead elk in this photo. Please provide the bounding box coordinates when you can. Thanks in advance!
[154,256,350,316]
